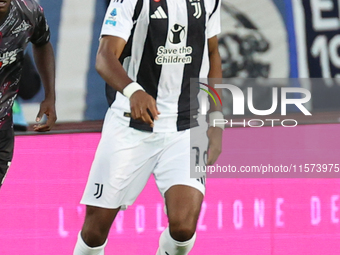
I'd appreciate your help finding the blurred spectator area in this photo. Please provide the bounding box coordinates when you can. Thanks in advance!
[22,0,291,124]
[22,0,107,123]
[20,0,340,126]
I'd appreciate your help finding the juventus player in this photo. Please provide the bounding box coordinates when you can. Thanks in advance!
[74,0,222,254]
[0,0,56,188]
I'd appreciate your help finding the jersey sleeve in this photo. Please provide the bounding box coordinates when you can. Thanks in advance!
[207,0,221,39]
[100,0,139,42]
[29,1,51,46]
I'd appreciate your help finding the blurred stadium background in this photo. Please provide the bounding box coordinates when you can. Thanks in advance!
[1,0,340,254]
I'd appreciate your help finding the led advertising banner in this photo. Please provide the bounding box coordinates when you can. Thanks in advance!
[1,127,340,254]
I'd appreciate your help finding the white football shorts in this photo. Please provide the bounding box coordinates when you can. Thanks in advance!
[81,109,207,209]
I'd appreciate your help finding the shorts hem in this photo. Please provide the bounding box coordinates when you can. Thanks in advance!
[80,201,130,211]
[161,182,205,197]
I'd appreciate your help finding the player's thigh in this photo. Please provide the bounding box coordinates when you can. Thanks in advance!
[154,127,207,199]
[164,185,203,227]
[82,205,120,239]
[0,128,14,186]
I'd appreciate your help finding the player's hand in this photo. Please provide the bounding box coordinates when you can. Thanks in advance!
[206,126,223,165]
[129,90,160,127]
[33,99,57,132]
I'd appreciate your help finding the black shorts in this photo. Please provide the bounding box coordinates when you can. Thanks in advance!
[0,128,14,187]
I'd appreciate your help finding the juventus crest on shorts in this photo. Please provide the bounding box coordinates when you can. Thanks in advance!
[102,0,221,132]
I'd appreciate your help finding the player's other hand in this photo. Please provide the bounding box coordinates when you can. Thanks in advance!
[33,98,57,132]
[129,90,160,127]
[206,126,223,165]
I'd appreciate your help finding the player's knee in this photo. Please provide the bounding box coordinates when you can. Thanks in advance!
[167,207,200,242]
[169,222,196,242]
[81,227,107,248]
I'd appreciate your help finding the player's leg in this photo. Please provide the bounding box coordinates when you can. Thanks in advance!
[154,128,207,255]
[74,109,161,254]
[81,206,119,246]
[0,128,14,189]
[75,156,159,254]
[156,185,203,255]
[74,206,119,255]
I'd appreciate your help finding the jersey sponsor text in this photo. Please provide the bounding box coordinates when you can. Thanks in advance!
[0,50,19,69]
[156,46,192,65]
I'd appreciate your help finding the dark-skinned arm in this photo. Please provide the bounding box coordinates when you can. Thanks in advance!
[96,35,159,127]
[32,41,57,132]
[206,36,223,165]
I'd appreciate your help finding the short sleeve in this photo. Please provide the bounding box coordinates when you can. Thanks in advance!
[207,0,221,39]
[100,0,139,42]
[30,2,50,46]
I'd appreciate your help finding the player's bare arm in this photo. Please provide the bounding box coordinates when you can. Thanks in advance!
[207,35,223,165]
[32,41,57,132]
[96,35,160,127]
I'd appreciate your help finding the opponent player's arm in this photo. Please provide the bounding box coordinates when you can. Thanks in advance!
[96,35,159,127]
[32,41,57,132]
[206,35,223,165]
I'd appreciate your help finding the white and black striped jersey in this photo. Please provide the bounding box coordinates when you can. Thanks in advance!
[102,0,221,132]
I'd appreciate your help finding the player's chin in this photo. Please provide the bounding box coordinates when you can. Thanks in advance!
[0,0,10,13]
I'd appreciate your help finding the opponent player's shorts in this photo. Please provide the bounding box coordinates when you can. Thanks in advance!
[81,109,207,209]
[0,128,14,188]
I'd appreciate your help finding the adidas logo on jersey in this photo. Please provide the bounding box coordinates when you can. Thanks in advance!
[151,6,167,19]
